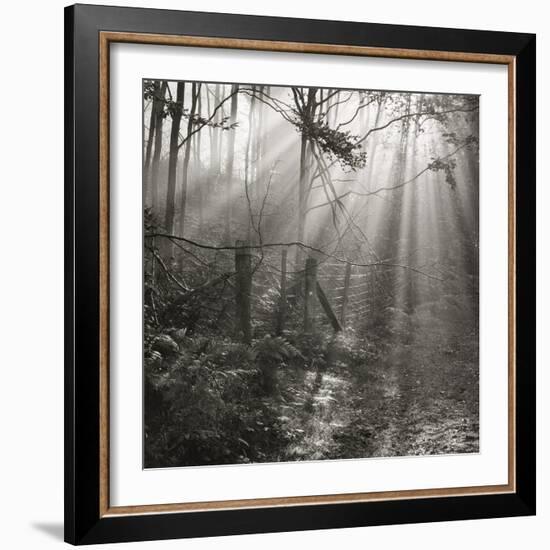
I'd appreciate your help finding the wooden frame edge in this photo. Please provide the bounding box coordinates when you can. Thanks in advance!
[99,31,110,518]
[508,57,517,493]
[100,31,514,64]
[98,30,517,518]
[103,484,515,517]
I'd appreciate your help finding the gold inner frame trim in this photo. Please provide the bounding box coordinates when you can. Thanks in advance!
[98,31,516,518]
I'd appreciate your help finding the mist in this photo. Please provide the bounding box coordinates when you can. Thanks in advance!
[142,80,479,468]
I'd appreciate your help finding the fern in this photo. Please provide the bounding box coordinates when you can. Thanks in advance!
[252,336,300,364]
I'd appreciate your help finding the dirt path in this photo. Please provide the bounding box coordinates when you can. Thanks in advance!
[277,339,479,462]
[278,367,353,461]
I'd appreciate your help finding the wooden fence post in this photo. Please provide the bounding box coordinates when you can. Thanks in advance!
[235,240,252,344]
[276,248,287,335]
[316,282,343,332]
[304,257,318,332]
[340,262,352,326]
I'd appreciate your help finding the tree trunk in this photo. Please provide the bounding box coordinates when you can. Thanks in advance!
[150,81,167,213]
[256,85,265,198]
[195,88,204,232]
[223,84,239,244]
[295,87,317,267]
[207,84,221,196]
[276,248,288,335]
[296,132,308,256]
[245,86,257,239]
[143,80,159,178]
[304,257,318,332]
[178,83,200,236]
[163,81,184,241]
[235,240,252,344]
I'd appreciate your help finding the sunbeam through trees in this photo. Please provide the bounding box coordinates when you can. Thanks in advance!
[142,79,479,468]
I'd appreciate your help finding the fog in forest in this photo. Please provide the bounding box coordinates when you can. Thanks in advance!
[143,80,479,468]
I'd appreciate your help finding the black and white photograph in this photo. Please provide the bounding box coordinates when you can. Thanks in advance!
[142,80,480,469]
[0,0,542,546]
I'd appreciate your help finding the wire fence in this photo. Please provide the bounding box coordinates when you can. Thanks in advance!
[146,234,381,338]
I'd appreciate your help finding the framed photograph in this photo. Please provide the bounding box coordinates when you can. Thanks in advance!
[65,4,536,545]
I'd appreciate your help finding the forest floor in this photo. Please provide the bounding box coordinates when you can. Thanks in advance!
[145,321,479,466]
[274,336,479,462]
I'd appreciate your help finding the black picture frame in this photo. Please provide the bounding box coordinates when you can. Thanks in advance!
[65,3,536,545]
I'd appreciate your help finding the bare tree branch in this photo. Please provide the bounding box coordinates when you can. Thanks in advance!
[306,142,470,213]
[146,233,443,281]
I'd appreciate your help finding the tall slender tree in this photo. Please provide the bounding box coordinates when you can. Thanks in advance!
[294,87,318,265]
[207,84,222,197]
[178,83,201,236]
[150,81,168,212]
[223,84,239,244]
[195,88,204,232]
[244,86,257,240]
[164,81,184,243]
[143,80,159,176]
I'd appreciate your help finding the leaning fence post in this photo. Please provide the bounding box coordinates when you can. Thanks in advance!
[276,248,288,335]
[316,282,343,332]
[340,262,352,326]
[304,256,318,332]
[235,240,252,344]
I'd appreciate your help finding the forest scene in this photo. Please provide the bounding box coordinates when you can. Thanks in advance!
[142,79,479,469]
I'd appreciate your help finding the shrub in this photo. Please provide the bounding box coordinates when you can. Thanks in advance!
[252,336,300,393]
[144,335,290,467]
